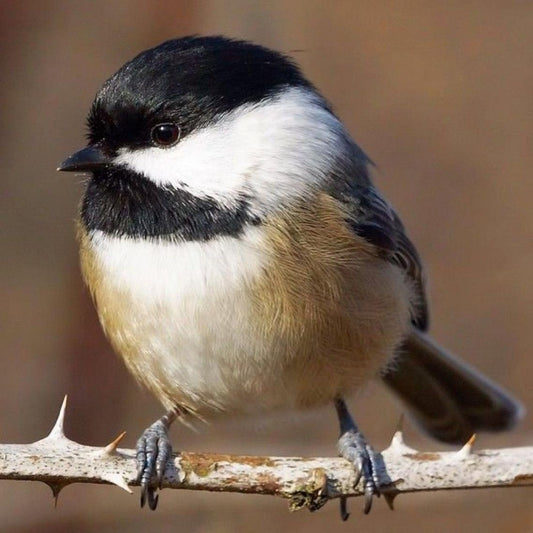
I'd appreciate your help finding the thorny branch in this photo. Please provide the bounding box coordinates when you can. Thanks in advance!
[0,397,531,513]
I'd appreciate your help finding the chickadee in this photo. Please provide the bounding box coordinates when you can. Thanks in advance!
[59,36,522,514]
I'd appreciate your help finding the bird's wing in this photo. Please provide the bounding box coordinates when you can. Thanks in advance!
[328,169,522,444]
[330,181,429,330]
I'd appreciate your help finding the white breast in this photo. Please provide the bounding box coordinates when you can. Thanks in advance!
[91,228,266,303]
[88,227,278,414]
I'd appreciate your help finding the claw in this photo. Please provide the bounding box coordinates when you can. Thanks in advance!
[337,428,380,509]
[363,487,373,514]
[147,489,159,511]
[334,397,380,516]
[140,478,159,510]
[140,484,147,509]
[136,414,175,510]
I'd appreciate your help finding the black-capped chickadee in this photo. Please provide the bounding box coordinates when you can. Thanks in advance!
[59,36,522,514]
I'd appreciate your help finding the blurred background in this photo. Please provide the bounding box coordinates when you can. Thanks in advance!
[0,1,531,531]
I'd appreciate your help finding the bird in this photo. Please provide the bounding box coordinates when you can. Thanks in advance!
[58,35,523,515]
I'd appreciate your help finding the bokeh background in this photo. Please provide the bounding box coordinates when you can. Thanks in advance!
[1,1,531,532]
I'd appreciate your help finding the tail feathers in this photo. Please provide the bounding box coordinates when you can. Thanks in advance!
[382,329,524,445]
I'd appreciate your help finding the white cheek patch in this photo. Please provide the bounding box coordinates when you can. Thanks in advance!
[113,87,349,216]
[116,121,244,206]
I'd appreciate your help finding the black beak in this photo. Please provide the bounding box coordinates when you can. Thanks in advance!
[57,145,110,172]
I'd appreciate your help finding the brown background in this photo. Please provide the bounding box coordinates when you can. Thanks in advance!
[0,1,531,532]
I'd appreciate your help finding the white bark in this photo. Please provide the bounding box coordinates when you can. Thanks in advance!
[1,398,531,512]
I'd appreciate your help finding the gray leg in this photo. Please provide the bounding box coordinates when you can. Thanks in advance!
[136,410,177,510]
[334,397,380,516]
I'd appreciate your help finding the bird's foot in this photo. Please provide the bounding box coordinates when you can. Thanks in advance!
[334,397,381,518]
[136,417,174,510]
[337,428,381,516]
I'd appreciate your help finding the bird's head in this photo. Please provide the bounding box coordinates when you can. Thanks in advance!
[59,36,368,241]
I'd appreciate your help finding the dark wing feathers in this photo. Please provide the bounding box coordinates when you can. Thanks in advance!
[330,182,429,330]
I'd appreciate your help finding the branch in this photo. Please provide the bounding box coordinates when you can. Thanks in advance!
[1,397,531,513]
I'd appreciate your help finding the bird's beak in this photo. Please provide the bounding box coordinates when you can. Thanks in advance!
[57,145,110,172]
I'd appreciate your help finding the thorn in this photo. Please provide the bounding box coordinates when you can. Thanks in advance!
[103,431,127,455]
[339,496,350,521]
[383,491,397,510]
[395,413,405,434]
[392,429,405,447]
[47,482,62,507]
[103,473,133,493]
[456,434,476,459]
[45,396,68,440]
[386,427,417,455]
[389,415,407,449]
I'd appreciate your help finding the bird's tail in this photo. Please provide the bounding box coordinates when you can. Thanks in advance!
[381,329,524,444]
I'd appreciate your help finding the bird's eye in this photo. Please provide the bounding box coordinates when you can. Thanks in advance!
[151,123,180,147]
